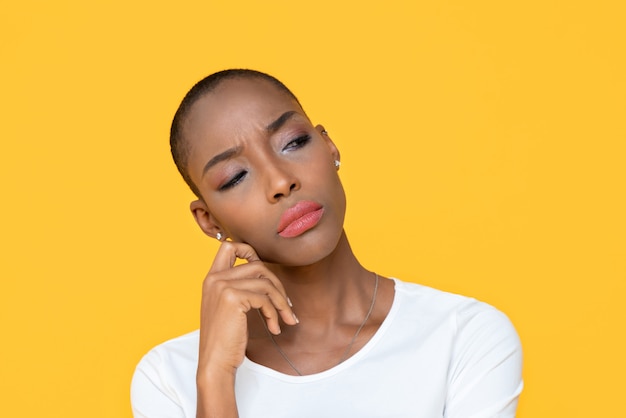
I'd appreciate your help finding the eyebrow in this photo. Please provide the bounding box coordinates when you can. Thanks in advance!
[201,111,299,177]
[201,146,241,177]
[266,110,298,133]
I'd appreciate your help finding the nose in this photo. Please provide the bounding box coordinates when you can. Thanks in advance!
[265,162,299,202]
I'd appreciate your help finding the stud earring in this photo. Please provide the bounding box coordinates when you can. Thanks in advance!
[216,232,223,241]
[334,160,341,168]
[321,130,328,135]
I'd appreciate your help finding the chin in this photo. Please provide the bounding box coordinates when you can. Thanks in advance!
[257,227,344,267]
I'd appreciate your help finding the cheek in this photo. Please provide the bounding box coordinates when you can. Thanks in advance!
[211,195,270,241]
[314,164,345,201]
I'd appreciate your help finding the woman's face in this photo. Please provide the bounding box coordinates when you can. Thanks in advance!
[184,77,346,265]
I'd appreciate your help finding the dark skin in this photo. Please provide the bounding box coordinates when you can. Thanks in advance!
[182,77,395,417]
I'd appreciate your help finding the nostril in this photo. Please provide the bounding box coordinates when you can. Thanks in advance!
[273,184,296,200]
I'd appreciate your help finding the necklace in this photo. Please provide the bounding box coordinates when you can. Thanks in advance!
[260,273,379,376]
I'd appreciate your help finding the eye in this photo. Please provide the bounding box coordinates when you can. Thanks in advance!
[282,134,310,152]
[219,170,247,191]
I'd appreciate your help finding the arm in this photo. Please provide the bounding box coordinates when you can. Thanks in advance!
[195,241,297,418]
[130,242,296,418]
[195,369,237,418]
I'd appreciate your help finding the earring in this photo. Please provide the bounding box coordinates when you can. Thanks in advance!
[334,160,341,168]
[216,232,223,241]
[321,130,328,136]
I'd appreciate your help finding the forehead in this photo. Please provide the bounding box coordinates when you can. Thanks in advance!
[184,77,302,145]
[182,77,307,177]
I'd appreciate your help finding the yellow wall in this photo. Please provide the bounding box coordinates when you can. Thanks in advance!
[1,1,624,416]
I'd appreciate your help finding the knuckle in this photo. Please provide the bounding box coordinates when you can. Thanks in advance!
[212,278,224,290]
[261,307,275,319]
[220,286,239,303]
[205,278,226,295]
[253,273,272,287]
[260,276,274,288]
[221,241,235,251]
[202,275,215,291]
[248,260,264,269]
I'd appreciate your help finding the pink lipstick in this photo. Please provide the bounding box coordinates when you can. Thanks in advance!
[277,201,324,238]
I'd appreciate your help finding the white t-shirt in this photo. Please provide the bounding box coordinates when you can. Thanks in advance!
[131,279,523,417]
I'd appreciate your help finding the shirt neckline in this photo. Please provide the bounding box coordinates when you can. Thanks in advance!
[241,278,402,383]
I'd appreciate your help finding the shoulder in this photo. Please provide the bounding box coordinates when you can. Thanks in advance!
[390,278,521,353]
[131,330,199,417]
[134,330,198,372]
[392,278,507,319]
[391,279,523,416]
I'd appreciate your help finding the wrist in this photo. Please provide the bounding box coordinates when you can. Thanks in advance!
[197,361,237,386]
[196,366,238,418]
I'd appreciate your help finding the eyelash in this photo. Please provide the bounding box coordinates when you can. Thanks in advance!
[282,134,311,151]
[218,134,311,191]
[219,171,247,191]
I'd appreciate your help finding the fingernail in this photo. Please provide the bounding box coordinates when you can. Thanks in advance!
[292,312,300,324]
[287,297,293,307]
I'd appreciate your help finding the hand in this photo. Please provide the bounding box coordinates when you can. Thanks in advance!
[197,241,297,377]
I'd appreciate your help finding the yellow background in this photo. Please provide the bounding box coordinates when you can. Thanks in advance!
[1,1,624,416]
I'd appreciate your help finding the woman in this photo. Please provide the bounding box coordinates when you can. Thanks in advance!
[131,69,523,418]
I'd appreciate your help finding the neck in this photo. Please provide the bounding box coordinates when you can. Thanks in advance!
[265,231,373,322]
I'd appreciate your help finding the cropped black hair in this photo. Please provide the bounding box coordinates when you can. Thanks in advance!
[170,69,302,198]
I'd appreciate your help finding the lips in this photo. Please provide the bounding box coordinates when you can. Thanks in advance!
[277,200,324,238]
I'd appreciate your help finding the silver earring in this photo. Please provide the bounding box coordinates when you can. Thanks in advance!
[321,130,328,135]
[334,160,341,168]
[216,232,223,241]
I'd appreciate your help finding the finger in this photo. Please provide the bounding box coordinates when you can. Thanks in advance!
[218,261,290,299]
[210,275,298,327]
[210,241,261,273]
[242,291,298,334]
[216,288,283,334]
[208,242,292,307]
[253,295,282,335]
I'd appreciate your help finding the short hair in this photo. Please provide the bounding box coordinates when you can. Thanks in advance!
[170,69,302,198]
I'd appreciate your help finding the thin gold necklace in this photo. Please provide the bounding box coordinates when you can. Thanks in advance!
[259,273,379,376]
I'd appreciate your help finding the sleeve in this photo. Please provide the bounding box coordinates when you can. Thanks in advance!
[130,351,186,418]
[444,302,524,418]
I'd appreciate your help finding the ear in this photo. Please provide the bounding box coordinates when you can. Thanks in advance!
[190,199,224,239]
[316,124,340,163]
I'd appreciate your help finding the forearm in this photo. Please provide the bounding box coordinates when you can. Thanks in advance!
[196,367,238,418]
[194,242,297,418]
